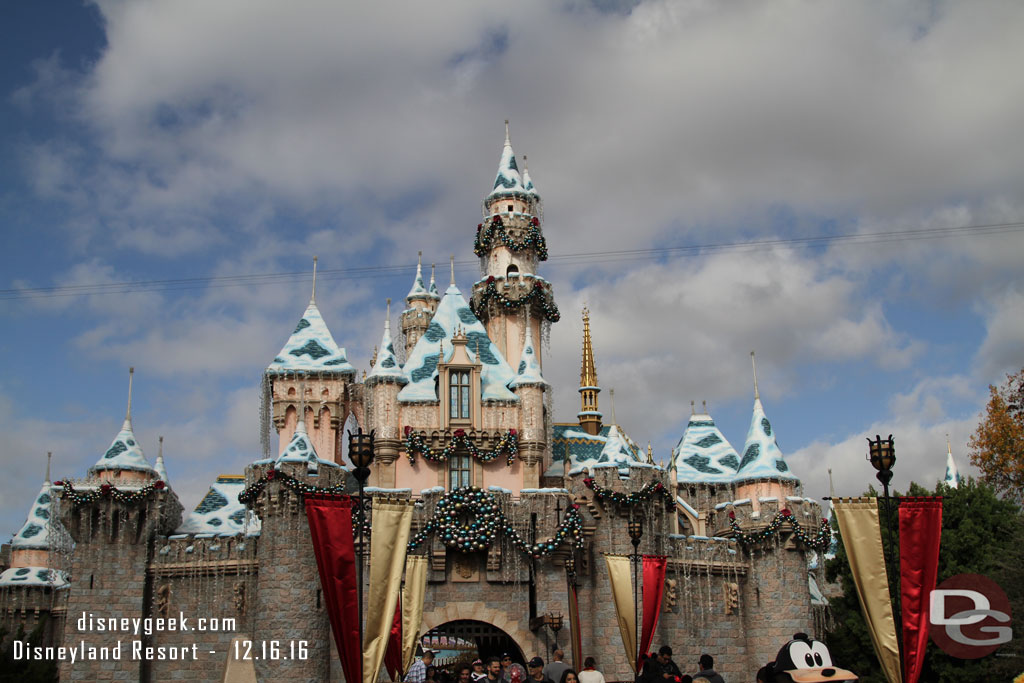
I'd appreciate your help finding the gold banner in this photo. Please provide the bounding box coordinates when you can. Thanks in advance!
[363,500,414,683]
[833,498,901,683]
[402,555,429,674]
[604,554,637,673]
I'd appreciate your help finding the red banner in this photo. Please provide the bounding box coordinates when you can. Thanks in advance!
[384,597,403,680]
[899,497,943,683]
[639,555,667,668]
[305,494,361,683]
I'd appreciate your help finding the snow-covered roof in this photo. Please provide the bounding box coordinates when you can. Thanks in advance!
[733,398,799,484]
[367,313,407,385]
[174,475,261,536]
[275,420,340,471]
[407,260,431,301]
[90,419,156,476]
[672,414,740,484]
[509,319,547,389]
[944,444,961,489]
[266,301,355,376]
[0,567,68,588]
[522,165,538,196]
[569,423,643,476]
[398,284,518,403]
[428,267,440,300]
[486,129,526,200]
[11,483,67,551]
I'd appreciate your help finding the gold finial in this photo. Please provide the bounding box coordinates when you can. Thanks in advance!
[690,400,695,415]
[311,256,318,303]
[523,154,528,171]
[580,307,597,387]
[702,399,707,413]
[750,350,760,401]
[646,442,654,465]
[125,367,135,425]
[46,451,52,484]
[450,255,455,285]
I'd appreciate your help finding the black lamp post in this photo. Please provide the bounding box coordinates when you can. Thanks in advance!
[627,516,644,673]
[866,433,902,680]
[348,427,375,649]
[548,612,563,651]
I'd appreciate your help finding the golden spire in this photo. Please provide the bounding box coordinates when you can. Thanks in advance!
[646,442,654,465]
[580,306,597,388]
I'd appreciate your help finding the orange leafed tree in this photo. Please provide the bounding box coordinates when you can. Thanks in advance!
[968,368,1024,503]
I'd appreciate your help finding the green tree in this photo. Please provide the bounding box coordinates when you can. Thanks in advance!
[969,368,1024,504]
[0,614,58,682]
[824,479,1022,683]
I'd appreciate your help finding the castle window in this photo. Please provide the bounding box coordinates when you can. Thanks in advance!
[449,449,471,488]
[508,204,514,213]
[450,370,471,419]
[506,264,519,278]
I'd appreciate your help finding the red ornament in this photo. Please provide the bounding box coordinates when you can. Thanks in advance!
[728,510,736,520]
[266,469,277,481]
[531,217,539,226]
[533,280,542,289]
[781,508,792,517]
[571,503,580,510]
[54,481,63,486]
[100,484,112,494]
[154,481,165,490]
[477,223,482,230]
[509,429,517,436]
[454,428,466,438]
[404,426,413,436]
[654,483,664,491]
[583,478,595,488]
[487,276,495,284]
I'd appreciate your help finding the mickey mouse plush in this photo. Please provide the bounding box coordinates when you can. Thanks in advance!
[764,633,857,682]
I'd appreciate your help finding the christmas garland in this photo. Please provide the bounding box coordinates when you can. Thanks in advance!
[727,509,832,551]
[403,427,518,466]
[56,479,166,506]
[407,486,584,558]
[470,277,560,322]
[237,467,348,505]
[583,478,675,510]
[474,216,548,261]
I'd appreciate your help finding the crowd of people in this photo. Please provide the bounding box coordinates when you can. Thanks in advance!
[404,647,733,683]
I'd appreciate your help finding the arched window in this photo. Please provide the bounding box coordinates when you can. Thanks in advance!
[450,370,471,419]
[506,264,519,278]
[449,449,471,489]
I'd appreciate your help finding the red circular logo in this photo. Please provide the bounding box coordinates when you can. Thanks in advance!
[929,573,1012,659]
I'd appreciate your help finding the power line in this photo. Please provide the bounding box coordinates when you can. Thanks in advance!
[2,220,1022,301]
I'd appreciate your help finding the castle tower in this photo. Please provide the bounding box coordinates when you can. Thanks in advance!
[58,371,183,681]
[366,299,408,488]
[510,315,549,488]
[733,353,800,506]
[944,435,961,488]
[470,121,557,371]
[578,307,603,435]
[401,253,440,358]
[266,259,357,463]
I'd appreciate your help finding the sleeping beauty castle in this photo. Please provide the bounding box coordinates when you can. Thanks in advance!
[1,125,836,682]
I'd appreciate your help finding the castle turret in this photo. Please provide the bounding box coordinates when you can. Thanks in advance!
[366,299,408,487]
[578,307,603,435]
[401,252,439,359]
[944,435,961,488]
[89,367,157,485]
[510,315,549,488]
[266,259,356,464]
[471,122,557,370]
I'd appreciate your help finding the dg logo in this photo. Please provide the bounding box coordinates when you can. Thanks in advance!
[929,573,1013,659]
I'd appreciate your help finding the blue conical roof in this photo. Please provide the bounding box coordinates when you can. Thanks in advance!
[407,260,430,301]
[734,398,799,484]
[367,314,407,385]
[486,127,525,201]
[672,413,740,484]
[266,300,355,376]
[944,442,961,489]
[174,475,261,536]
[11,482,67,551]
[398,284,517,403]
[90,418,157,475]
[275,419,339,470]
[510,318,547,389]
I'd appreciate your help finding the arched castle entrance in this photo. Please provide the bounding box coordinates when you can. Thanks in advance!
[420,604,532,664]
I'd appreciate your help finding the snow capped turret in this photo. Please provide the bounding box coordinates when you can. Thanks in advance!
[510,316,548,389]
[733,398,799,484]
[275,418,339,470]
[944,436,961,488]
[154,436,169,483]
[486,120,526,201]
[407,252,431,302]
[398,283,517,403]
[672,409,740,484]
[11,482,62,551]
[266,300,355,376]
[367,300,407,385]
[90,368,157,476]
[174,475,260,536]
[428,263,440,300]
[522,154,538,198]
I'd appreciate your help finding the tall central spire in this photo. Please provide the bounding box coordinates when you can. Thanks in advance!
[578,307,603,435]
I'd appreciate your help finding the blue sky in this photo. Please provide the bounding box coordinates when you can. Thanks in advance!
[2,0,1023,535]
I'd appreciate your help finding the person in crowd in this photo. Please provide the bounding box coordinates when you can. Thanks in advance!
[577,656,605,683]
[693,654,724,683]
[559,668,579,683]
[544,649,570,683]
[456,664,473,683]
[527,656,555,683]
[500,653,515,683]
[407,651,435,683]
[486,657,504,683]
[472,659,487,682]
[692,678,709,683]
[426,666,438,683]
[640,646,682,683]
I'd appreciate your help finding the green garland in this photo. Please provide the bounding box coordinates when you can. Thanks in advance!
[407,486,584,557]
[728,508,833,551]
[470,277,560,322]
[56,479,166,506]
[474,216,548,261]
[583,478,675,510]
[237,467,349,505]
[404,427,518,466]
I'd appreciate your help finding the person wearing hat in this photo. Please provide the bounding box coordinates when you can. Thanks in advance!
[500,653,514,683]
[527,657,555,683]
[471,659,487,682]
